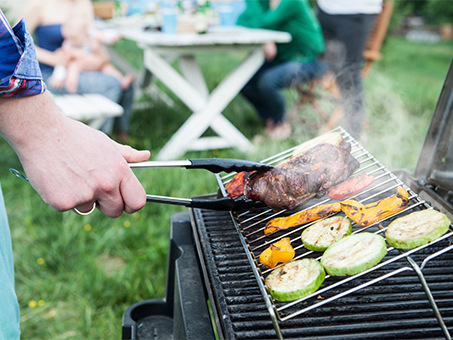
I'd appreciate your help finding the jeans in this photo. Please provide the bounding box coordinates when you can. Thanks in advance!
[318,9,376,140]
[0,185,20,340]
[241,59,327,124]
[41,69,134,135]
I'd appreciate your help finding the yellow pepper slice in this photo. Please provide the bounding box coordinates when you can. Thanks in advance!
[259,237,295,269]
[264,202,342,235]
[340,186,410,227]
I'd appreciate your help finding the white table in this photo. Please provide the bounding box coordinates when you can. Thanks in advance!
[118,26,291,160]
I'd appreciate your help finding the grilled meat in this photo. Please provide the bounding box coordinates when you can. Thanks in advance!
[244,142,360,211]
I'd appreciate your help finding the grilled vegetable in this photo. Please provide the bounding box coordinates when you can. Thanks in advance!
[265,259,325,302]
[328,173,375,200]
[301,216,352,252]
[340,186,410,227]
[320,232,387,276]
[385,209,451,249]
[259,237,295,269]
[265,202,342,235]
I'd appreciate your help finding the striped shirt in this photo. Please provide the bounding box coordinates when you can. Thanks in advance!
[0,9,46,97]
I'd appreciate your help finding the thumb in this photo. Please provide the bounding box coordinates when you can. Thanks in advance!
[114,142,151,163]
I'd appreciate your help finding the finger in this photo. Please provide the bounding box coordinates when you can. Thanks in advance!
[114,142,150,163]
[120,169,147,214]
[96,193,125,218]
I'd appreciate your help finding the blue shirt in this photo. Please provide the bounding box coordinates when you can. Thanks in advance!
[0,8,46,340]
[0,9,46,97]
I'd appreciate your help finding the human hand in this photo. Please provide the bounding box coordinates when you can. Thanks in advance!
[0,92,151,218]
[262,41,277,61]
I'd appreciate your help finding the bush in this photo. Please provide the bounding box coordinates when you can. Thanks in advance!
[424,0,453,25]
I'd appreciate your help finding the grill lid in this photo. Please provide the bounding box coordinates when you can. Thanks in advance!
[411,58,453,218]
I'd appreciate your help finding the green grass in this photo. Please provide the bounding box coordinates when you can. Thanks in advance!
[2,36,453,339]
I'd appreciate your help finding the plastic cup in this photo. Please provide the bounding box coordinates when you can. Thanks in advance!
[219,5,235,27]
[161,8,178,34]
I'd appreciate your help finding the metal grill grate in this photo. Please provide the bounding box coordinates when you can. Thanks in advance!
[192,207,453,340]
[195,127,453,339]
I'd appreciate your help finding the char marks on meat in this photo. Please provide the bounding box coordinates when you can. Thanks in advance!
[244,142,360,211]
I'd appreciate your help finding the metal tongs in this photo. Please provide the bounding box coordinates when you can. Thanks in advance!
[129,158,273,211]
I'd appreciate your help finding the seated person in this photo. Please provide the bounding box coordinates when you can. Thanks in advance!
[50,15,134,93]
[237,0,327,140]
[23,0,134,143]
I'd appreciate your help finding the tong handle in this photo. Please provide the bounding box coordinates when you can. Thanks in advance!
[146,195,265,211]
[187,158,273,173]
[129,158,272,173]
[129,158,273,173]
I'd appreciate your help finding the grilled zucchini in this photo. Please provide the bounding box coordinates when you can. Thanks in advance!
[265,259,325,302]
[301,216,352,252]
[320,232,387,276]
[385,209,451,249]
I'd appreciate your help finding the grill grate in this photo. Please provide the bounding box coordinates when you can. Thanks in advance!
[191,127,453,339]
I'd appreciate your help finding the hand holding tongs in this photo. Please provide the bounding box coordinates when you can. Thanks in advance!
[129,158,273,211]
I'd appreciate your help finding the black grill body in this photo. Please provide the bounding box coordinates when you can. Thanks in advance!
[122,208,453,340]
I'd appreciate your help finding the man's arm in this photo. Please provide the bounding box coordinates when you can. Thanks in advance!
[0,92,150,217]
[0,8,150,217]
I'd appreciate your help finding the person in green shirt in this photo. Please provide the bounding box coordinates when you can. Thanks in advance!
[237,0,326,140]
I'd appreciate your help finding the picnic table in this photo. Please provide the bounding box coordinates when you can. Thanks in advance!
[117,25,291,160]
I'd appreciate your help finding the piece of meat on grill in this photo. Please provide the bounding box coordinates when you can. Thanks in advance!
[244,142,360,211]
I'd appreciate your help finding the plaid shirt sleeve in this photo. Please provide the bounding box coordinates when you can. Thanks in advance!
[0,9,46,97]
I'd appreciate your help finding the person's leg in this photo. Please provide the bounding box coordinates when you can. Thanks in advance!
[64,61,83,94]
[113,84,135,141]
[318,10,375,140]
[0,185,21,340]
[256,60,328,124]
[337,14,375,140]
[101,63,135,90]
[241,62,276,122]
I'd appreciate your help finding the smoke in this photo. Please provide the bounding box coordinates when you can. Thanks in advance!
[362,72,429,173]
[285,65,430,173]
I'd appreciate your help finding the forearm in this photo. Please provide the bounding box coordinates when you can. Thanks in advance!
[35,46,62,67]
[0,91,63,157]
[0,91,150,216]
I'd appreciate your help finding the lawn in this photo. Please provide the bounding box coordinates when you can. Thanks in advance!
[1,35,452,339]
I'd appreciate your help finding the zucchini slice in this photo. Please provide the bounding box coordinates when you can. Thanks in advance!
[320,232,387,276]
[385,209,451,249]
[265,259,325,302]
[301,216,352,252]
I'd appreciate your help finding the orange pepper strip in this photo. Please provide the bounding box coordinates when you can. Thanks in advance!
[259,237,295,269]
[264,202,342,235]
[340,186,410,227]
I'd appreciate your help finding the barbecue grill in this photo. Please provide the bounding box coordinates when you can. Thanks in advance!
[122,61,453,340]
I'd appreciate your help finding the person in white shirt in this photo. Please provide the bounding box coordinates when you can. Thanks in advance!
[317,0,383,141]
